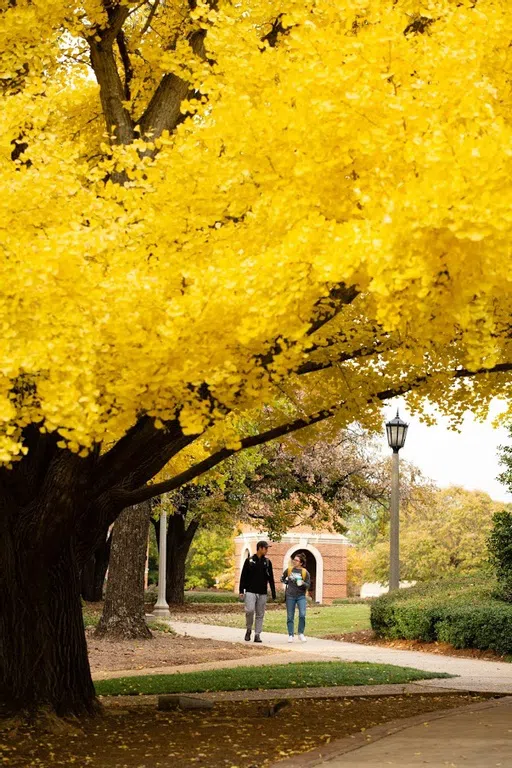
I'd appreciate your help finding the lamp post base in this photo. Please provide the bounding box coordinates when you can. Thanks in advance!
[151,602,171,619]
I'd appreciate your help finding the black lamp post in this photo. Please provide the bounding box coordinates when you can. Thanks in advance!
[386,410,409,590]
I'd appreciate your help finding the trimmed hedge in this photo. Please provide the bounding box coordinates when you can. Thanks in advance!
[371,573,512,656]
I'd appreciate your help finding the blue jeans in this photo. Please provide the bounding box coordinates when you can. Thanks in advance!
[286,595,306,636]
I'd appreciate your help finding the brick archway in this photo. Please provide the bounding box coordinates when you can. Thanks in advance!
[282,543,324,604]
[239,545,252,578]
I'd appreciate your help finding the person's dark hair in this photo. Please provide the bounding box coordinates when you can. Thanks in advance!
[257,540,269,550]
[296,552,307,567]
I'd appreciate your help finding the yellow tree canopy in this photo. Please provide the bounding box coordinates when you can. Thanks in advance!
[1,0,511,467]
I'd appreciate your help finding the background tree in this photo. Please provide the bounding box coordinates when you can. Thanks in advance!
[185,528,233,591]
[2,0,512,716]
[497,426,512,495]
[95,502,152,640]
[161,425,399,603]
[354,486,510,585]
[81,529,112,603]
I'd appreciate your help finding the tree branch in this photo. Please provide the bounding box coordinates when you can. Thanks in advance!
[114,376,429,506]
[116,30,133,101]
[140,0,161,38]
[101,4,130,46]
[93,417,197,496]
[112,357,512,508]
[296,342,387,375]
[139,28,206,139]
[255,282,359,375]
[455,362,512,378]
[114,408,339,506]
[89,38,134,145]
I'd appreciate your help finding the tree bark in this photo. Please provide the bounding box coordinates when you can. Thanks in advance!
[95,502,152,640]
[0,519,97,717]
[164,514,200,605]
[80,528,112,602]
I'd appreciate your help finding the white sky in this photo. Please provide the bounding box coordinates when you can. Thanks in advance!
[381,398,512,504]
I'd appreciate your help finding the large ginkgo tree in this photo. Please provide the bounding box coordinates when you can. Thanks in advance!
[0,0,511,715]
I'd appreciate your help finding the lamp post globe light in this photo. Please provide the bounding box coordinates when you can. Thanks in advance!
[386,410,409,591]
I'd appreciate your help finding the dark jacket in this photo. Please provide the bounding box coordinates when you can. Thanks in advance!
[239,554,276,599]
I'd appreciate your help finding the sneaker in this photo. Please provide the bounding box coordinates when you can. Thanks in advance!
[254,634,262,643]
[288,635,294,643]
[299,634,307,642]
[244,629,251,642]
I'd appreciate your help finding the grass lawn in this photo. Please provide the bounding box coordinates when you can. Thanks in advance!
[95,660,451,696]
[176,603,371,637]
[184,591,240,603]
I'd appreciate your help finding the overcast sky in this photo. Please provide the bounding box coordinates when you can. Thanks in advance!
[381,398,512,504]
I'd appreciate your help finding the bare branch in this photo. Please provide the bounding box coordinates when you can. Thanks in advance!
[140,0,161,38]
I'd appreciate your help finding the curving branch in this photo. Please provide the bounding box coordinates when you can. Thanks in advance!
[111,358,512,507]
[114,375,430,507]
[139,29,206,139]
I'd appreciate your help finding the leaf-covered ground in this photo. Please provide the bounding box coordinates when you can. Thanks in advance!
[328,630,512,663]
[87,629,277,675]
[2,694,493,767]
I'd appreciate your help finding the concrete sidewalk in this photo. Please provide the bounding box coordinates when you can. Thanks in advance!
[171,621,512,693]
[271,696,512,767]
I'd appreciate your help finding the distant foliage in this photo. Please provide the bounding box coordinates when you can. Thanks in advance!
[354,487,510,584]
[185,529,233,590]
[488,510,512,602]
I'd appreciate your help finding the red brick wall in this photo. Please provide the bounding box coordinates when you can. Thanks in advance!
[234,535,348,603]
[322,542,348,603]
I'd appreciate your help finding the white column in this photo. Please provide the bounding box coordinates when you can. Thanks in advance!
[144,534,150,591]
[152,506,171,618]
[389,450,400,591]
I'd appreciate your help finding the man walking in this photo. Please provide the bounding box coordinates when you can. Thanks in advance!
[239,541,276,643]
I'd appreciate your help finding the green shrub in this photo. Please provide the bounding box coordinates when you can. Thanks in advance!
[436,603,512,655]
[488,510,512,602]
[371,573,512,655]
[83,611,99,628]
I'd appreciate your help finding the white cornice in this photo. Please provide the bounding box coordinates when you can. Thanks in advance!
[234,531,349,545]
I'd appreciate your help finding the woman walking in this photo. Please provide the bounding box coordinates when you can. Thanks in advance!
[281,553,310,642]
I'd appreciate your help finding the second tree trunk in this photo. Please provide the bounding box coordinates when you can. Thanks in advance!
[95,502,152,640]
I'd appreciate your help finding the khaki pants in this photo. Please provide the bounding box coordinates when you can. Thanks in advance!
[244,592,267,635]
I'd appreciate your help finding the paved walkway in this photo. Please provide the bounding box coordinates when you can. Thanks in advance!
[171,621,512,693]
[271,696,512,767]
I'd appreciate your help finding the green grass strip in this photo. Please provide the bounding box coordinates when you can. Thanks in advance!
[95,661,452,696]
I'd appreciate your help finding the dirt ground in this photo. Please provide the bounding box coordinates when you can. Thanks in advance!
[329,629,512,662]
[86,629,276,674]
[2,693,494,767]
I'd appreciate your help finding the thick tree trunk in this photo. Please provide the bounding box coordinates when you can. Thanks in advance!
[81,528,112,602]
[165,514,199,605]
[95,502,152,640]
[0,528,97,717]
